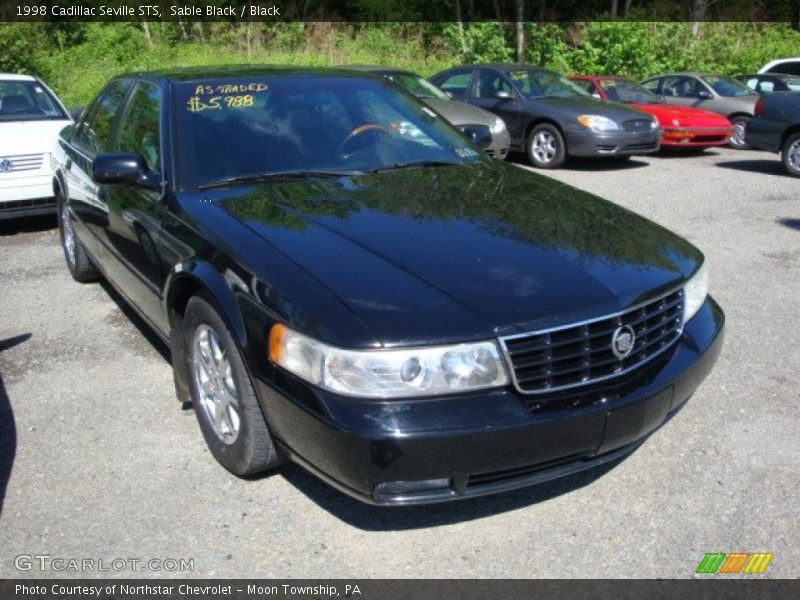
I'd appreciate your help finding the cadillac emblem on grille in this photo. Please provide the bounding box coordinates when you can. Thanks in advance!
[0,159,12,172]
[611,325,636,360]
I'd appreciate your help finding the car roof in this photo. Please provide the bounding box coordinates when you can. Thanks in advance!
[116,65,386,83]
[453,63,554,71]
[0,73,37,81]
[644,72,725,78]
[571,75,630,80]
[341,65,413,75]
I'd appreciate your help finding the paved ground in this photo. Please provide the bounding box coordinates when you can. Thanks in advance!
[0,147,798,579]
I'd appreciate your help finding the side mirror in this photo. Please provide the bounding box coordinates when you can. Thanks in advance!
[92,153,159,188]
[697,89,712,100]
[444,90,454,98]
[495,90,512,100]
[69,107,84,122]
[458,124,493,151]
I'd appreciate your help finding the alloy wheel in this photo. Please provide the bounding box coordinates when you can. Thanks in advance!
[191,324,241,445]
[61,203,76,266]
[532,131,558,164]
[730,121,747,147]
[788,138,800,171]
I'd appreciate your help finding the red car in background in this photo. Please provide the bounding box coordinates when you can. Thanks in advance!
[570,75,734,148]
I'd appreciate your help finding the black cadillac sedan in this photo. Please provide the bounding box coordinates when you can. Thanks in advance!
[430,64,662,168]
[52,67,723,505]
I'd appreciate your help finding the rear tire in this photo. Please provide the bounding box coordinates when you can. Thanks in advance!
[183,294,284,476]
[781,132,800,177]
[57,194,98,283]
[728,116,751,149]
[526,123,567,169]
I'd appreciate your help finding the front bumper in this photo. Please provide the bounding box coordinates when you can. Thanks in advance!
[485,128,511,160]
[565,127,661,157]
[256,296,724,505]
[661,126,733,147]
[0,172,56,219]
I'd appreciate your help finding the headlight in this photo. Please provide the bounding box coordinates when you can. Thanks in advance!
[490,117,506,134]
[269,325,510,398]
[683,263,708,324]
[577,114,619,132]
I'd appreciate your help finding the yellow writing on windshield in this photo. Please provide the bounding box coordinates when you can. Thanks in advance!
[193,83,268,95]
[187,94,255,112]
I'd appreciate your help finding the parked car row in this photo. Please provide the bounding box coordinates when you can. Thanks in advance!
[2,58,799,224]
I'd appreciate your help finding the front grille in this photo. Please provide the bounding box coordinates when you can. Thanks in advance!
[0,153,45,173]
[0,197,56,213]
[622,119,653,132]
[501,288,685,394]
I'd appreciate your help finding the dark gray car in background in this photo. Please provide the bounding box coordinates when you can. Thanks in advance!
[348,65,511,159]
[430,64,660,168]
[640,72,760,149]
[746,91,800,177]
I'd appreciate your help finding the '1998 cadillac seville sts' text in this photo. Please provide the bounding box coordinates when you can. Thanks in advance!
[51,66,724,505]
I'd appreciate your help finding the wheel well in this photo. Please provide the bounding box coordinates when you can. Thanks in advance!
[727,112,752,121]
[780,125,800,149]
[525,118,563,141]
[168,276,204,327]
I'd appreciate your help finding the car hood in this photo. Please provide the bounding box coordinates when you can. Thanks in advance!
[0,120,71,155]
[422,98,497,127]
[215,162,701,346]
[627,103,731,127]
[528,95,651,122]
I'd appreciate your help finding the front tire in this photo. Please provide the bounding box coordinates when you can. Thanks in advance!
[728,116,751,149]
[781,132,800,177]
[526,123,567,169]
[57,195,98,283]
[184,294,284,476]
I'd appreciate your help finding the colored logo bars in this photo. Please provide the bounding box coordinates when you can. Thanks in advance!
[696,552,773,574]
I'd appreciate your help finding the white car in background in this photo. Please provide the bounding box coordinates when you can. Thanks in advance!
[0,73,72,219]
[758,58,800,76]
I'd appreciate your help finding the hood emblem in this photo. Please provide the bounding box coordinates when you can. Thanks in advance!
[611,325,636,360]
[0,159,11,172]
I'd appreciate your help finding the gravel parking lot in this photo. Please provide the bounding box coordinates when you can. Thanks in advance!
[0,147,798,578]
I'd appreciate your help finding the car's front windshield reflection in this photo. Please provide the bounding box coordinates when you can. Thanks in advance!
[176,75,481,189]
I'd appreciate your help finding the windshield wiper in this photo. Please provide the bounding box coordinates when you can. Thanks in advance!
[198,169,362,190]
[362,159,463,174]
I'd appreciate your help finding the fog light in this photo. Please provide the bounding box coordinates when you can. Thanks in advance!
[373,479,451,499]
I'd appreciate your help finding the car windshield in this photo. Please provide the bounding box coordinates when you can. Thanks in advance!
[176,75,481,189]
[506,69,589,98]
[598,79,661,103]
[0,79,68,121]
[383,72,449,100]
[700,75,754,97]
